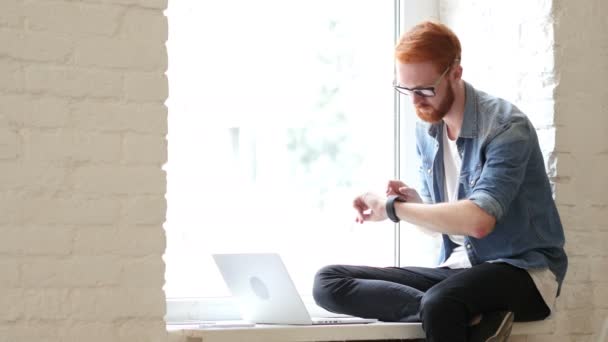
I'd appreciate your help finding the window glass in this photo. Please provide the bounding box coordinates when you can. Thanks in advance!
[165,0,396,298]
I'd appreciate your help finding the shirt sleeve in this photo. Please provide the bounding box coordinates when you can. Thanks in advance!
[468,116,535,221]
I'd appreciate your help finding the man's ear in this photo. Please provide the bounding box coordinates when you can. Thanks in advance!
[452,65,463,80]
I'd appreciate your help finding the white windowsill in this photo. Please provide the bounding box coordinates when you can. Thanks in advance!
[168,319,555,342]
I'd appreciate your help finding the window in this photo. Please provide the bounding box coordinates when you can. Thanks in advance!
[164,0,440,319]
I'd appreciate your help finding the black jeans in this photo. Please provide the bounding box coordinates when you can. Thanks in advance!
[313,262,550,342]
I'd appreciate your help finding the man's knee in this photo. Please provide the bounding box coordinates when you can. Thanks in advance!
[420,286,463,323]
[312,265,348,311]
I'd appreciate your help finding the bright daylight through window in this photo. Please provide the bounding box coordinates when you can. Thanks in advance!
[164,1,438,304]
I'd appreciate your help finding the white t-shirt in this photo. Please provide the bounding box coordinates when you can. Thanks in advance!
[438,123,472,269]
[437,124,558,312]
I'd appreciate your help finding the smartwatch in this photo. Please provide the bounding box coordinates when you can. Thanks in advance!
[386,195,406,223]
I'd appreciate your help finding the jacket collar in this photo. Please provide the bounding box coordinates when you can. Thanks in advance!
[427,81,478,139]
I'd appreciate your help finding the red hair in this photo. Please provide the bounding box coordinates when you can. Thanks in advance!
[395,21,461,73]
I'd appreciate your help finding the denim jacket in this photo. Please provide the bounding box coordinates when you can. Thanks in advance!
[415,82,568,292]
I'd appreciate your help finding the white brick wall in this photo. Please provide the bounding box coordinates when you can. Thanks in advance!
[441,0,608,341]
[0,0,168,341]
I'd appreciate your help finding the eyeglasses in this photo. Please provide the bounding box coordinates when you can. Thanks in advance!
[393,63,452,98]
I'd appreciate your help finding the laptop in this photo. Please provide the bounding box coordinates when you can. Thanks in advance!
[212,253,378,325]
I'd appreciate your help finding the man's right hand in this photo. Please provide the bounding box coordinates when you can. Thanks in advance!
[386,180,423,204]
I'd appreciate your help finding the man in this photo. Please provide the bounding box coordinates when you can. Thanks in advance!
[313,21,567,342]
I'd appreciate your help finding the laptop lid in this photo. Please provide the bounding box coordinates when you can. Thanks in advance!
[212,253,315,325]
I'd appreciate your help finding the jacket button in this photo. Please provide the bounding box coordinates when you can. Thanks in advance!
[427,168,432,174]
[466,244,471,249]
[469,180,475,186]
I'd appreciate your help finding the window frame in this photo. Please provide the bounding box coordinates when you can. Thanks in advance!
[164,0,440,323]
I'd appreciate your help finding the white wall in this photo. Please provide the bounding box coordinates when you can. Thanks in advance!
[0,0,168,341]
[441,0,608,341]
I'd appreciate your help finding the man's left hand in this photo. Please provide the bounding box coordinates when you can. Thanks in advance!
[353,192,387,223]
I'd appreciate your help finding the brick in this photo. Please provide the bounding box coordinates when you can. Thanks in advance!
[72,226,165,256]
[138,103,168,134]
[586,232,608,256]
[63,322,118,342]
[69,130,122,162]
[25,130,121,162]
[116,320,167,342]
[0,162,68,194]
[590,257,608,282]
[556,204,576,226]
[84,0,168,10]
[566,256,591,284]
[72,166,166,195]
[0,289,24,321]
[5,321,60,340]
[75,37,166,70]
[25,66,123,98]
[122,196,166,225]
[124,72,168,102]
[556,125,608,158]
[70,288,166,320]
[0,260,20,287]
[556,153,608,200]
[565,256,591,283]
[526,335,567,342]
[564,230,606,257]
[0,94,70,128]
[23,1,123,36]
[561,283,594,309]
[592,310,608,338]
[0,128,20,160]
[70,101,167,134]
[22,289,71,320]
[71,226,117,255]
[554,309,595,335]
[554,177,578,207]
[554,151,575,179]
[587,205,608,229]
[21,257,121,288]
[557,204,608,230]
[554,95,595,137]
[0,0,23,28]
[593,283,608,308]
[120,8,168,42]
[555,1,605,47]
[120,255,165,286]
[122,133,167,164]
[26,197,121,225]
[507,336,527,342]
[584,156,608,206]
[0,226,72,256]
[0,195,23,224]
[0,29,73,62]
[26,321,167,342]
[0,60,24,92]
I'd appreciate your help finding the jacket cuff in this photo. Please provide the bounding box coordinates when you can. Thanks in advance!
[468,190,504,221]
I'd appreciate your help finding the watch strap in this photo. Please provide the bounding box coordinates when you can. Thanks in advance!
[386,195,405,223]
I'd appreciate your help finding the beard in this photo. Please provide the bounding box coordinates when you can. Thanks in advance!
[415,82,455,123]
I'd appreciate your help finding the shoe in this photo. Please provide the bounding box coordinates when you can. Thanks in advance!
[469,311,514,342]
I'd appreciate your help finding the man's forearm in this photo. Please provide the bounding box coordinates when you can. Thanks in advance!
[393,200,496,238]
